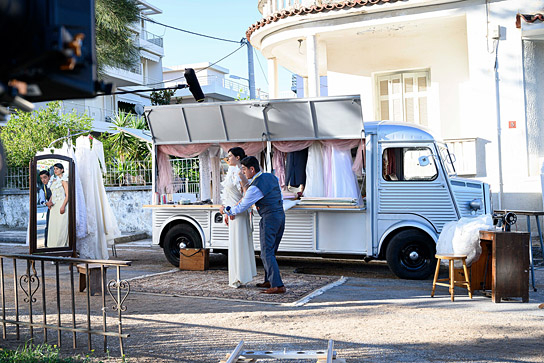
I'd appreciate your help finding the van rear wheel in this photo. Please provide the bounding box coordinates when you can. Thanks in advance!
[163,224,202,267]
[386,230,436,280]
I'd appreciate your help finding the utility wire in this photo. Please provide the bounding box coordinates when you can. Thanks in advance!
[141,16,240,44]
[144,43,246,87]
[254,47,268,85]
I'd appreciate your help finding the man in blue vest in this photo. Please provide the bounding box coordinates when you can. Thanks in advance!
[220,156,286,294]
[39,170,53,247]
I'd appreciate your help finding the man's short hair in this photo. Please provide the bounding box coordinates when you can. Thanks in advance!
[39,170,50,177]
[240,156,260,173]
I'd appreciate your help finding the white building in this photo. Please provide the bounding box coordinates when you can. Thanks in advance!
[248,0,544,212]
[61,0,165,131]
[163,62,269,103]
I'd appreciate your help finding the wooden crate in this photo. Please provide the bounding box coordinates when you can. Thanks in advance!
[179,248,209,271]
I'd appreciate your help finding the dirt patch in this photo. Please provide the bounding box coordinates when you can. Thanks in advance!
[129,269,340,304]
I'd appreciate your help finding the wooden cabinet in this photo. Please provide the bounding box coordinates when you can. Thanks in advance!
[473,231,530,303]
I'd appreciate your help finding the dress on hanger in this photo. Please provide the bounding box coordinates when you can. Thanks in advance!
[220,165,257,288]
[324,145,361,202]
[47,173,69,247]
[303,142,324,197]
[75,136,121,260]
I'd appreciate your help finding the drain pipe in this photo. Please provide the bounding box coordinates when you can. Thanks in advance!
[494,38,504,210]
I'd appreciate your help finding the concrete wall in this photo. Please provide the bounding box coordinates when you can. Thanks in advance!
[0,186,152,234]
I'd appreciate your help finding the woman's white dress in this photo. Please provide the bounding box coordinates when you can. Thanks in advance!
[221,165,257,287]
[75,136,121,260]
[47,174,69,247]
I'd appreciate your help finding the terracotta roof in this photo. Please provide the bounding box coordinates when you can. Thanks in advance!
[246,0,408,40]
[516,13,544,28]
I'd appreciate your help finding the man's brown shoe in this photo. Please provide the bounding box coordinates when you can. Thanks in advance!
[261,286,286,294]
[256,282,271,288]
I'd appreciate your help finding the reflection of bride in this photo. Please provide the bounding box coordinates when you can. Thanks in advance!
[47,163,69,247]
[221,147,257,288]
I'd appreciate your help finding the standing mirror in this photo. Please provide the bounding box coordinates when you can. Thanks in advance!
[29,154,76,256]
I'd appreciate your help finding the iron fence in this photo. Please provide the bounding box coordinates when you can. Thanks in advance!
[0,254,132,356]
[2,158,201,193]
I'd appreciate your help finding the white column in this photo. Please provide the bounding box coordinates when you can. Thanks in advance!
[306,34,319,97]
[267,57,279,99]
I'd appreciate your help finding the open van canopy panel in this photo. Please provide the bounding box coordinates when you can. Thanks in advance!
[144,96,364,145]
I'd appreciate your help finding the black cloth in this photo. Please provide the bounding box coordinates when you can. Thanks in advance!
[42,185,52,247]
[285,149,308,188]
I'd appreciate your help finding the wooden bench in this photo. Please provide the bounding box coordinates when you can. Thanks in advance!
[77,263,107,296]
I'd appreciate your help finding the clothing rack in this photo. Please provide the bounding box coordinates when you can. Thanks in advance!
[47,130,90,149]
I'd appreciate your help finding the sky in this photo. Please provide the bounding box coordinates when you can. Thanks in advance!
[145,0,293,95]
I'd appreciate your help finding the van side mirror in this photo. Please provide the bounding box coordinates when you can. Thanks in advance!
[418,156,430,167]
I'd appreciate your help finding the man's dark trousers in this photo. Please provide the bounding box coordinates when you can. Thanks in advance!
[259,210,285,288]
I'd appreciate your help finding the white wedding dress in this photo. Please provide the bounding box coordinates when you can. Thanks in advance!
[75,136,121,260]
[220,165,257,287]
[47,174,69,247]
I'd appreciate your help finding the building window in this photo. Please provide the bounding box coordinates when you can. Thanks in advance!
[376,71,429,126]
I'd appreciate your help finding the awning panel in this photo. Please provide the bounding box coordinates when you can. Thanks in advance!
[145,95,364,145]
[314,98,364,139]
[221,104,267,142]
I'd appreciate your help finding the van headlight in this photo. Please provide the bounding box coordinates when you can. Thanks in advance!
[469,199,482,211]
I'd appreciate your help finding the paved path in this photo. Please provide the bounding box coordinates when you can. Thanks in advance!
[0,240,543,362]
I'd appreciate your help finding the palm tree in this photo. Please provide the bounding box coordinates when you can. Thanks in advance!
[95,0,140,77]
[108,112,150,185]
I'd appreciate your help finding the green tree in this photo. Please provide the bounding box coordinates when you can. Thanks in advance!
[0,102,92,167]
[95,0,140,77]
[107,111,150,162]
[150,89,176,105]
[105,111,150,186]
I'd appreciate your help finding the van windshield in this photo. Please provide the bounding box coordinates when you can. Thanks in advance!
[437,143,456,176]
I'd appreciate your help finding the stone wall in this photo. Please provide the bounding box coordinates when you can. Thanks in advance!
[0,186,152,234]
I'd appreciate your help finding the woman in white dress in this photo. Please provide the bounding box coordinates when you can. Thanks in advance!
[221,147,257,288]
[47,163,69,247]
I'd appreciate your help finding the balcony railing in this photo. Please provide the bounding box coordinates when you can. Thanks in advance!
[165,75,269,100]
[140,30,163,48]
[259,0,331,17]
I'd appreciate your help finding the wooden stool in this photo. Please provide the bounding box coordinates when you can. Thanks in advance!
[77,264,107,296]
[431,254,472,301]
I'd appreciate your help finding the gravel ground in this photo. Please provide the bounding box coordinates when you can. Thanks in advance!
[0,240,543,362]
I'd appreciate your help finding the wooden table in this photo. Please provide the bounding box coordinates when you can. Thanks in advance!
[494,210,544,291]
[472,231,530,303]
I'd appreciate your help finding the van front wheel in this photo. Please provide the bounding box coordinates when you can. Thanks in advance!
[163,224,202,267]
[386,230,436,280]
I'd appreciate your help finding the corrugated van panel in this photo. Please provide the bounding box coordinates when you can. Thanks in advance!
[378,182,457,232]
[152,210,210,230]
[252,212,315,252]
[451,183,485,218]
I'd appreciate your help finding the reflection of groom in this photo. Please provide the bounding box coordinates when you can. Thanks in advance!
[39,170,52,247]
[220,156,286,294]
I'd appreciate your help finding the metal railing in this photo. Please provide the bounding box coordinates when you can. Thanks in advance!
[0,254,132,356]
[170,158,200,194]
[140,29,163,48]
[103,160,153,187]
[164,74,269,100]
[2,158,201,192]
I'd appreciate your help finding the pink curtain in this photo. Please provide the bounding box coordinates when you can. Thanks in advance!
[320,139,365,176]
[272,141,314,188]
[156,144,211,194]
[219,142,266,156]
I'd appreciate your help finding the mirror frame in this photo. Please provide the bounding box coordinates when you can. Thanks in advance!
[29,154,76,256]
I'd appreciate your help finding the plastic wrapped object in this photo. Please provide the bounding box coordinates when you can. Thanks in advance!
[436,214,494,267]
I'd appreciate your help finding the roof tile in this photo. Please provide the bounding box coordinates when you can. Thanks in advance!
[246,0,408,40]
